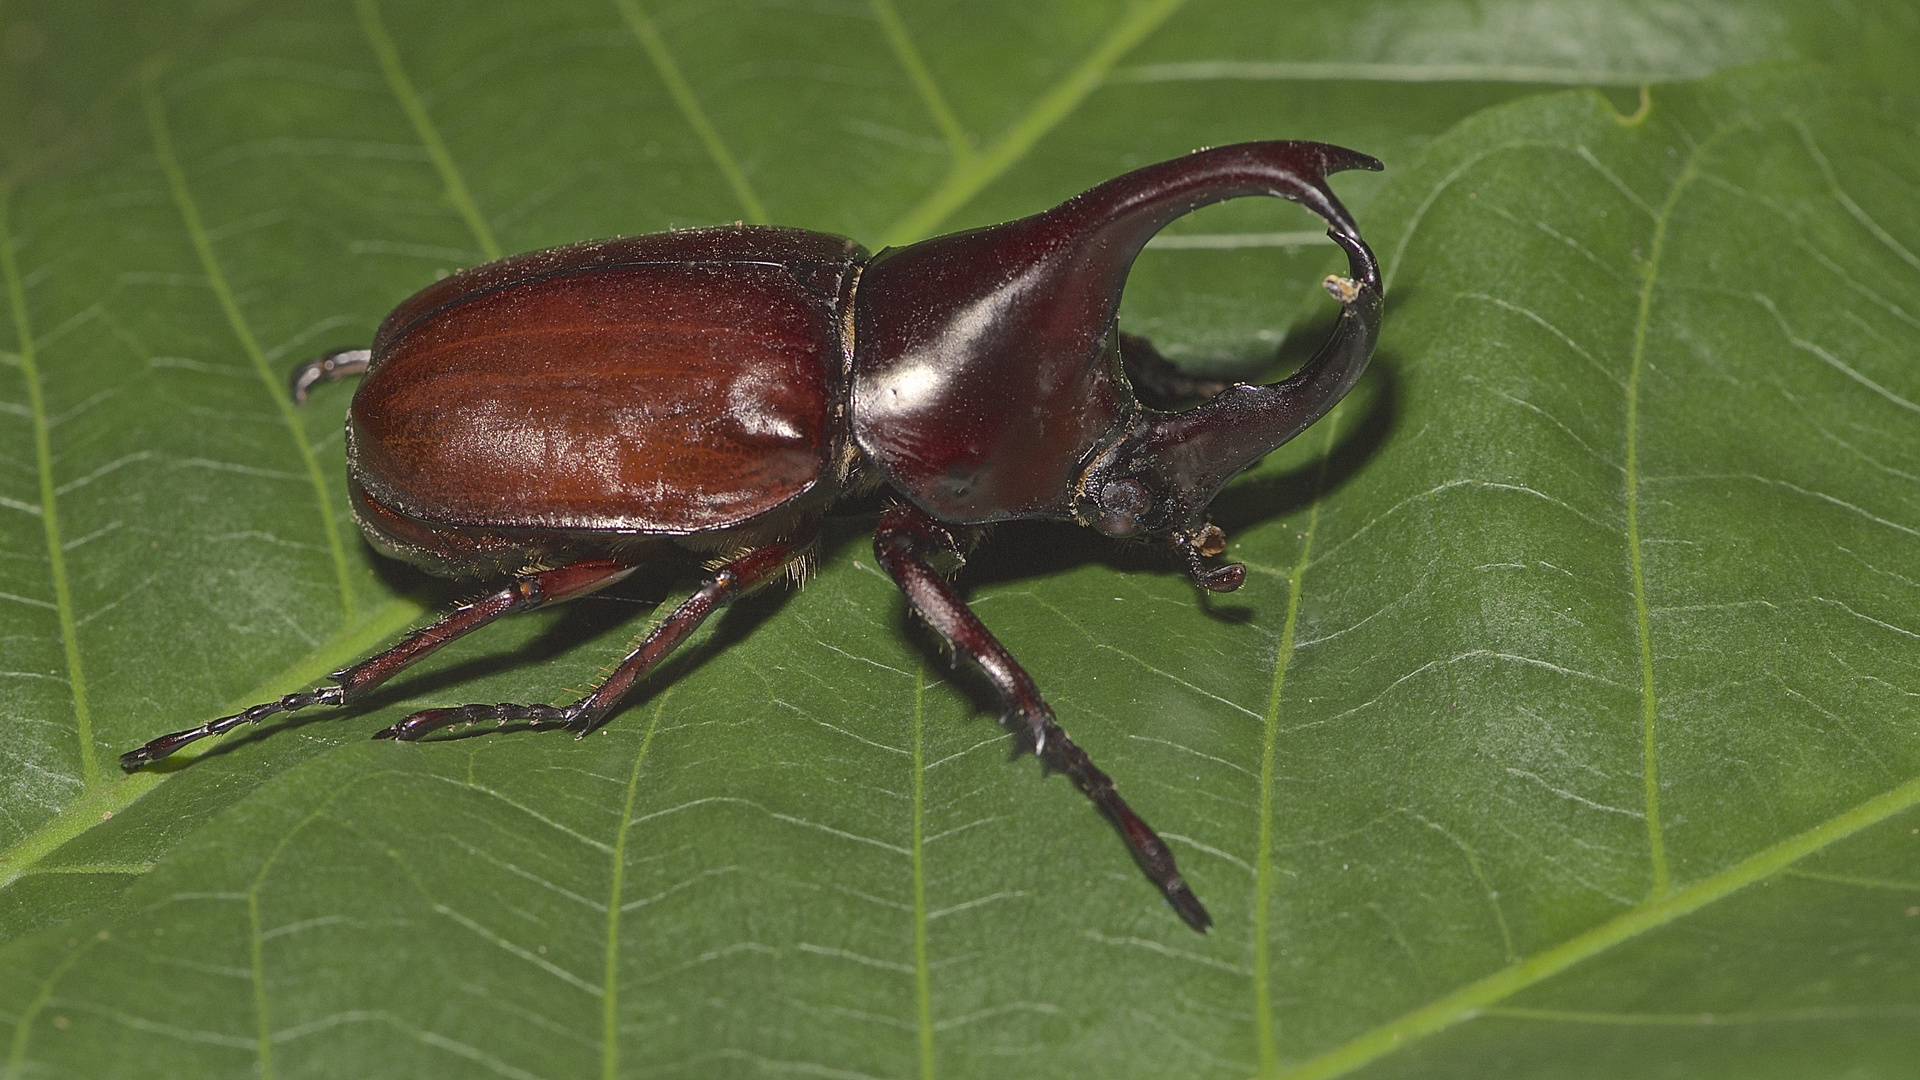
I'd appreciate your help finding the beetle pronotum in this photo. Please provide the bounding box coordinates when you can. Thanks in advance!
[125,141,1383,931]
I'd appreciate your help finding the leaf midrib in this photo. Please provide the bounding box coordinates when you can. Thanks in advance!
[1624,118,1722,901]
[1252,410,1342,1075]
[141,73,359,621]
[602,694,667,1080]
[877,0,1192,246]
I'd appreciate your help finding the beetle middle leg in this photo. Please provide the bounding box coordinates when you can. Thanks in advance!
[872,504,1213,932]
[119,558,641,770]
[377,537,808,743]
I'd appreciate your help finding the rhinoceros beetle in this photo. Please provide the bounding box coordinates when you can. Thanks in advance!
[123,141,1383,931]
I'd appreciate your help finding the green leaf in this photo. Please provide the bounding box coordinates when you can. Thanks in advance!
[3,2,1918,1078]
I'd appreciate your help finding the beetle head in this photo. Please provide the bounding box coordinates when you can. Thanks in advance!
[1065,147,1382,593]
[1074,225,1381,592]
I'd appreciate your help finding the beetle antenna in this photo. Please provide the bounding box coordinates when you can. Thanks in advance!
[1184,544,1246,593]
[289,347,372,404]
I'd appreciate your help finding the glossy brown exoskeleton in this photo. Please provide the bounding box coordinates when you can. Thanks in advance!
[124,141,1383,931]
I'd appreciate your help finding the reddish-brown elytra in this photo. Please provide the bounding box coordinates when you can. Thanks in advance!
[125,142,1384,932]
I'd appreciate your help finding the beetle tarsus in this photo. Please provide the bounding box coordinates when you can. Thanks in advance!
[1035,706,1213,932]
[376,701,582,741]
[1162,878,1213,933]
[118,684,349,771]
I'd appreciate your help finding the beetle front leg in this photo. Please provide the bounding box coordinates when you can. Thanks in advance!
[118,558,639,770]
[872,504,1212,932]
[378,538,808,742]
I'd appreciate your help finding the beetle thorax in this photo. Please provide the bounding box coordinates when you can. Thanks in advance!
[849,221,1136,525]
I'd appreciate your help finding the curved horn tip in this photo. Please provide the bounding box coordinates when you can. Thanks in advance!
[1327,228,1384,293]
[1197,562,1246,593]
[1308,142,1385,177]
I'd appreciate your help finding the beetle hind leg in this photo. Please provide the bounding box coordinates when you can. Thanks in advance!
[377,537,809,744]
[872,504,1212,932]
[118,558,640,770]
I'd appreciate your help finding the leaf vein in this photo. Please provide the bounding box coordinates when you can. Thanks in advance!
[868,0,971,164]
[878,0,1190,246]
[613,0,767,224]
[141,74,358,623]
[1272,772,1920,1080]
[1254,410,1342,1071]
[908,664,937,1079]
[602,696,668,1080]
[354,0,503,260]
[0,187,96,784]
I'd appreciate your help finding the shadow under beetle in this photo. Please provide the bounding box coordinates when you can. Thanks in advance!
[124,141,1384,932]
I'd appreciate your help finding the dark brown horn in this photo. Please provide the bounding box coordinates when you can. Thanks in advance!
[1128,223,1381,513]
[852,140,1382,527]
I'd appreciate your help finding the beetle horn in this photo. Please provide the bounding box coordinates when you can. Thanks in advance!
[1070,142,1383,555]
[851,140,1379,532]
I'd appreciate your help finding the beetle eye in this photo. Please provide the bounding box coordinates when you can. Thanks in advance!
[1095,479,1148,537]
